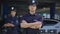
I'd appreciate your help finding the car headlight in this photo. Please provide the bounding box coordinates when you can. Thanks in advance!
[48,29,57,33]
[39,29,45,33]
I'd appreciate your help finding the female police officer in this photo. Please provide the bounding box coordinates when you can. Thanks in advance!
[3,7,19,34]
[20,0,43,34]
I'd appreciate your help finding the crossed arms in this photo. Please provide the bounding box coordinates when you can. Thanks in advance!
[20,20,42,29]
[3,19,42,29]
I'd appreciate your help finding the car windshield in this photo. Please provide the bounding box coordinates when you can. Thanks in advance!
[43,19,59,26]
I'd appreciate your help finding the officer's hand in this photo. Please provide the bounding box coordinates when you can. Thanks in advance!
[21,23,29,28]
[30,25,41,29]
[9,24,15,27]
[4,23,15,27]
[3,23,11,27]
[21,20,29,28]
[7,23,15,27]
[3,24,8,27]
[30,21,42,29]
[30,25,37,29]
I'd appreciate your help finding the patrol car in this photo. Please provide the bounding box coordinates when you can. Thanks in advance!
[39,18,60,34]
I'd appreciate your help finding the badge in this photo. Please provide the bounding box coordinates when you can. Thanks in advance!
[16,20,18,23]
[33,19,38,22]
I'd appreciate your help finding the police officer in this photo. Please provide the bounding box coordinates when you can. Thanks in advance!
[20,0,43,34]
[3,7,19,34]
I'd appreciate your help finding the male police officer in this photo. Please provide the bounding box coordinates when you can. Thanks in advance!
[20,0,43,34]
[3,7,19,34]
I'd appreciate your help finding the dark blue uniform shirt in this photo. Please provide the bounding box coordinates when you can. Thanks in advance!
[5,15,19,34]
[20,13,43,34]
[5,16,19,27]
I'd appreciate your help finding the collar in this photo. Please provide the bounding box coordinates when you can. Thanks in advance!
[28,12,37,16]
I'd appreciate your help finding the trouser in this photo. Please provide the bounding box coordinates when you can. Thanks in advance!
[2,28,18,34]
[22,29,40,34]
